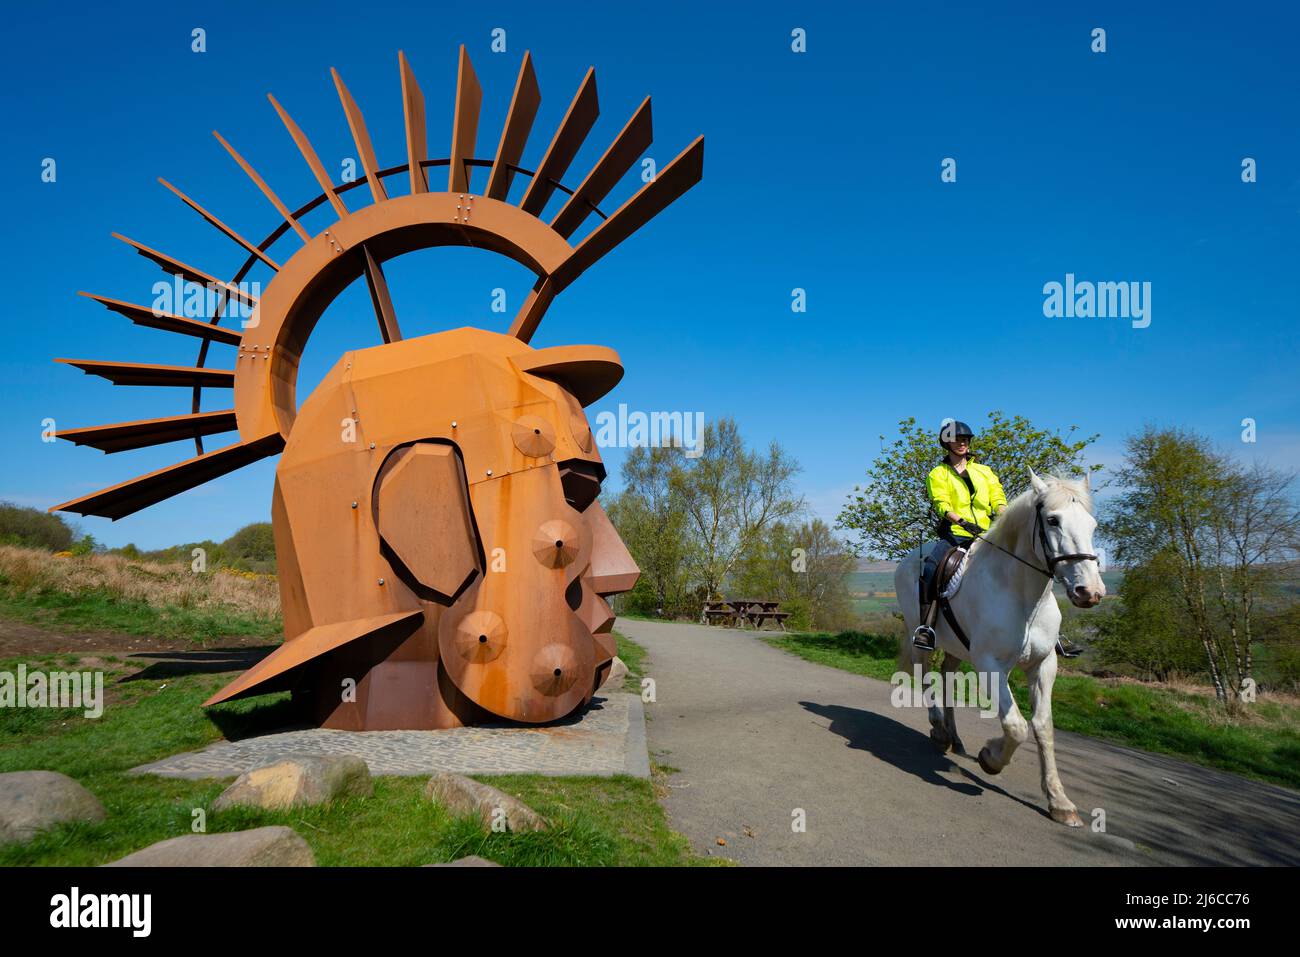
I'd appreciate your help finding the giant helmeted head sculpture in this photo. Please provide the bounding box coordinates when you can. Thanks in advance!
[50,48,702,728]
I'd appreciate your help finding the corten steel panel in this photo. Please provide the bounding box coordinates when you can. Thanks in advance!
[203,609,424,706]
[485,52,541,200]
[519,67,598,215]
[361,245,402,344]
[56,359,235,388]
[398,51,429,194]
[510,345,625,405]
[587,501,640,596]
[448,45,482,193]
[111,233,259,308]
[52,433,283,520]
[332,68,389,205]
[551,96,653,239]
[377,444,480,601]
[52,48,699,730]
[230,192,576,445]
[438,463,595,723]
[78,292,243,345]
[158,177,281,270]
[56,409,238,453]
[552,135,704,292]
[213,130,312,243]
[269,93,350,219]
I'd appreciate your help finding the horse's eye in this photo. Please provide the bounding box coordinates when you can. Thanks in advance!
[1047,516,1060,527]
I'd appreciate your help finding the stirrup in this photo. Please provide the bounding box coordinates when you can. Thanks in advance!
[1056,639,1083,659]
[912,625,937,651]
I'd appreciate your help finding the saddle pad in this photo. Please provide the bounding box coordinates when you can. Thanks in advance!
[940,550,970,600]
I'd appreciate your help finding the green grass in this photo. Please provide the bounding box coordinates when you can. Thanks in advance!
[613,628,646,683]
[0,648,704,866]
[759,630,902,682]
[0,589,281,643]
[760,630,1300,791]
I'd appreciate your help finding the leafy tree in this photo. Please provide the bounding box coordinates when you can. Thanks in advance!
[1091,552,1205,681]
[605,445,694,617]
[733,518,856,631]
[672,418,803,600]
[223,523,276,571]
[1103,426,1300,706]
[606,418,807,619]
[0,502,75,551]
[837,412,1100,560]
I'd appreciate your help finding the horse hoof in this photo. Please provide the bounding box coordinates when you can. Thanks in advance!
[929,727,951,753]
[950,737,967,756]
[1051,806,1083,828]
[977,747,1001,775]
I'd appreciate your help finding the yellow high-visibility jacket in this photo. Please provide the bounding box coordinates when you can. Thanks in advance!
[926,460,1008,539]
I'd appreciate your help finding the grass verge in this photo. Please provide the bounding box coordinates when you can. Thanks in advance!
[0,648,705,866]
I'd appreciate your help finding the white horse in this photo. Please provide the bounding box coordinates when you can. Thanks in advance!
[894,469,1105,826]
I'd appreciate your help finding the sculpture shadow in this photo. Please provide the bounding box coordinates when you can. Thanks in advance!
[799,700,1050,819]
[115,648,305,741]
[205,695,310,741]
[118,647,275,683]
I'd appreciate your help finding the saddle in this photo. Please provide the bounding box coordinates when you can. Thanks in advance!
[921,542,968,605]
[916,540,974,650]
[918,538,1083,658]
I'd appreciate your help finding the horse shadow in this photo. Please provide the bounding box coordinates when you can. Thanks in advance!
[800,700,1051,820]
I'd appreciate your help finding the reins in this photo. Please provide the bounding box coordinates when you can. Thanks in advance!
[964,500,1098,580]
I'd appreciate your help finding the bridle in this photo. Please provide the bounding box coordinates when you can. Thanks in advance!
[966,500,1098,581]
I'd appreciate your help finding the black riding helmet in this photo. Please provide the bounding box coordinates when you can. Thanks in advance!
[938,420,975,449]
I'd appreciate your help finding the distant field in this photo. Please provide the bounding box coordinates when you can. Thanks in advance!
[846,565,1125,617]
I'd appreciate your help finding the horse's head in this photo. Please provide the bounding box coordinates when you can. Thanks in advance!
[1028,468,1105,608]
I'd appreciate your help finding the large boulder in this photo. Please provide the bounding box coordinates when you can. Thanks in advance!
[212,755,372,811]
[0,771,106,844]
[425,773,549,833]
[105,826,315,867]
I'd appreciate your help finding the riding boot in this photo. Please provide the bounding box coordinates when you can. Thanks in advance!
[912,598,938,651]
[1056,638,1083,658]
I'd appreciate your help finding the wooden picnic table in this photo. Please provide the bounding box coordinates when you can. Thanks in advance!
[702,599,791,631]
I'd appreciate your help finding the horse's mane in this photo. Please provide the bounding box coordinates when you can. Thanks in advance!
[982,474,1093,550]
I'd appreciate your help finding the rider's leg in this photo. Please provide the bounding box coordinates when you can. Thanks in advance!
[912,581,939,651]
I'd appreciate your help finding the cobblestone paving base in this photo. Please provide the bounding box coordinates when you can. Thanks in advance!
[130,693,649,780]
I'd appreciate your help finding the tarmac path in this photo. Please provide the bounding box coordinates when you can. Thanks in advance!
[617,617,1300,866]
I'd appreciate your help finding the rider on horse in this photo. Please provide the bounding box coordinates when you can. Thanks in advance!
[912,419,1080,657]
[912,420,1004,650]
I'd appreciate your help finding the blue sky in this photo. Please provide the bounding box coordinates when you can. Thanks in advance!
[3,0,1297,548]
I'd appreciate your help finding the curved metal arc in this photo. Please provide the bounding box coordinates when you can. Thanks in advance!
[186,158,608,454]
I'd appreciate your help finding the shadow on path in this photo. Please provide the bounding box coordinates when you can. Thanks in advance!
[801,700,1052,820]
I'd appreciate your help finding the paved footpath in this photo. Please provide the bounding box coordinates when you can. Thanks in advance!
[618,618,1300,867]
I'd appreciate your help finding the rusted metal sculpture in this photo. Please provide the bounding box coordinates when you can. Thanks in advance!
[50,48,702,728]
